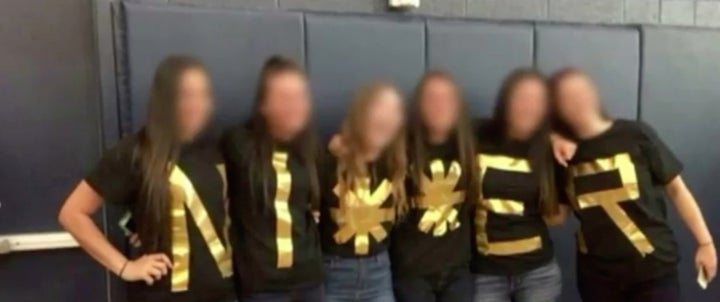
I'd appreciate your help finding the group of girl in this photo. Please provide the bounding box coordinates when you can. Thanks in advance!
[58,54,717,302]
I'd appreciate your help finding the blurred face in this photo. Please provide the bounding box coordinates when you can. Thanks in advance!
[419,78,460,137]
[176,67,213,140]
[363,88,405,151]
[261,71,311,138]
[554,73,602,130]
[506,78,548,137]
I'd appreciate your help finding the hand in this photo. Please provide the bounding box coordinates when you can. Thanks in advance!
[328,134,347,157]
[120,253,173,285]
[129,233,141,248]
[311,210,320,223]
[696,243,717,283]
[551,134,577,167]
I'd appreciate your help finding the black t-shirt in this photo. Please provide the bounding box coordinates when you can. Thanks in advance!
[222,126,323,293]
[562,120,682,282]
[85,133,234,302]
[320,155,397,258]
[471,127,554,275]
[391,141,472,278]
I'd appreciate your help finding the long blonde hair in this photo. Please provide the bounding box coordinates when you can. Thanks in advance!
[336,82,408,214]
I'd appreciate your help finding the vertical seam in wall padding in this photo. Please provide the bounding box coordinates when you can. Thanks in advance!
[90,1,111,300]
[109,4,128,302]
[91,1,106,155]
[423,20,429,71]
[115,2,131,136]
[636,26,644,120]
[110,3,123,143]
[532,22,539,69]
[302,13,309,72]
[545,0,550,19]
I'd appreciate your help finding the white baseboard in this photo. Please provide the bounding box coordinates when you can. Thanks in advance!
[0,232,79,254]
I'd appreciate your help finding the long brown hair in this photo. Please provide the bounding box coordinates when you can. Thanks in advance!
[245,55,320,211]
[135,55,208,251]
[337,82,408,214]
[408,70,480,207]
[490,68,559,216]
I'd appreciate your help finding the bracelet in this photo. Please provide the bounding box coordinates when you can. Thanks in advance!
[699,241,714,247]
[118,260,130,278]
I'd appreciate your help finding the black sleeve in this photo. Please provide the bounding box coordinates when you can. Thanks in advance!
[473,118,492,137]
[637,121,683,185]
[84,139,137,206]
[220,128,247,247]
[221,126,246,171]
[221,126,248,222]
[319,152,337,197]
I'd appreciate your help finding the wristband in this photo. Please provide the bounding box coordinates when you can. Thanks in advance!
[118,260,129,278]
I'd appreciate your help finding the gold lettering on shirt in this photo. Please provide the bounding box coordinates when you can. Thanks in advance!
[416,160,466,236]
[567,152,654,256]
[331,178,394,255]
[272,152,294,268]
[475,154,542,256]
[169,165,233,292]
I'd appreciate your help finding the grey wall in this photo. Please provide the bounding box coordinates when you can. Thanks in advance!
[128,0,720,28]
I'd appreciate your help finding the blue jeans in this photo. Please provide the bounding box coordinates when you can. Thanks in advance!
[324,251,395,302]
[242,285,324,302]
[394,267,474,302]
[473,260,562,302]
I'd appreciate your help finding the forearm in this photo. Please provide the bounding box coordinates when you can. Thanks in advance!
[60,211,128,274]
[667,178,713,245]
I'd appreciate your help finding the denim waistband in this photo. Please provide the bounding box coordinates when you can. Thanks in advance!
[323,250,390,265]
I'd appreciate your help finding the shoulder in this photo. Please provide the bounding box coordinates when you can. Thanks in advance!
[474,118,493,136]
[102,133,141,166]
[613,119,642,131]
[613,119,658,141]
[222,124,250,144]
[475,119,498,145]
[222,124,253,152]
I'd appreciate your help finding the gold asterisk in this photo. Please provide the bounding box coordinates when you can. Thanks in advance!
[331,178,395,255]
[416,160,465,236]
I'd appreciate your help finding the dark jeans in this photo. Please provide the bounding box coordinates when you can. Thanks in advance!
[577,270,680,302]
[473,260,562,302]
[393,267,474,302]
[242,285,324,302]
[323,251,395,302]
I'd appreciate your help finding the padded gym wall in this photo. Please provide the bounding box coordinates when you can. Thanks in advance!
[426,20,534,117]
[0,0,106,301]
[640,27,720,301]
[535,24,640,119]
[306,14,425,137]
[114,2,720,302]
[123,3,305,132]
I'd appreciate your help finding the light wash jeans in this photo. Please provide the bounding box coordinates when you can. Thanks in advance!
[473,260,562,302]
